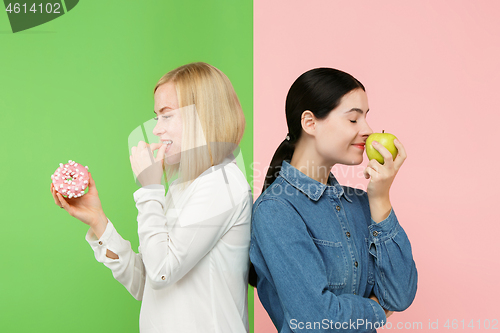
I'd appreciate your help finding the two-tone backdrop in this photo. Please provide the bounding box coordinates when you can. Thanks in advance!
[2,1,499,332]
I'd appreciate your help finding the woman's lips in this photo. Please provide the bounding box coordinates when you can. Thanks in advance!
[352,144,365,149]
[164,142,172,154]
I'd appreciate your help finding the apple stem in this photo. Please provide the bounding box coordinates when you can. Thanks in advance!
[382,130,385,133]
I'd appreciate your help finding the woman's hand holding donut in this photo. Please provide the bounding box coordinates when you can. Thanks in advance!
[129,141,168,187]
[50,172,107,227]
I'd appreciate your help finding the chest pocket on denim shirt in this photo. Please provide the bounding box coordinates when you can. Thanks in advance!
[312,238,348,289]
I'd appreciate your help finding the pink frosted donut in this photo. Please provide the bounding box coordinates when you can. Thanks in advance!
[51,160,90,198]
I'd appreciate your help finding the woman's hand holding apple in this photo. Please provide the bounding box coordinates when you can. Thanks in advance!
[363,138,407,222]
[363,138,406,198]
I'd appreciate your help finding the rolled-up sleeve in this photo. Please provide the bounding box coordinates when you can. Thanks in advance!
[86,219,146,301]
[367,207,418,311]
[251,199,387,333]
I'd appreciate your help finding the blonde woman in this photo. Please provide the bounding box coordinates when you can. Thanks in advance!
[50,62,252,333]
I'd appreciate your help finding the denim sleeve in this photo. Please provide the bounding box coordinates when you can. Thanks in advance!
[252,199,387,333]
[367,207,418,311]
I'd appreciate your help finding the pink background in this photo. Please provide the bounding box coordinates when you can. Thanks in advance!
[253,1,500,332]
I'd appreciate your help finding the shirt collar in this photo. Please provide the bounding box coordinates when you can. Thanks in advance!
[279,160,352,203]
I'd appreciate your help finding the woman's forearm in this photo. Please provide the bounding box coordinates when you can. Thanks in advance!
[90,212,119,259]
[90,212,108,238]
[368,195,392,223]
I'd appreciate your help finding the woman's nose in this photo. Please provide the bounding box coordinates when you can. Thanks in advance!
[362,120,373,137]
[152,121,163,136]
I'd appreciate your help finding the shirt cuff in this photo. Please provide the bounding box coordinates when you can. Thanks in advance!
[368,207,399,241]
[85,219,132,263]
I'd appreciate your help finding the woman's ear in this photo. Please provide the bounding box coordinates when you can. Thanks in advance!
[301,110,316,136]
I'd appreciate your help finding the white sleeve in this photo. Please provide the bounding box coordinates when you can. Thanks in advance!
[85,219,146,301]
[133,166,247,290]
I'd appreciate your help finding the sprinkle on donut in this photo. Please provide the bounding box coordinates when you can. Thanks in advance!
[51,159,90,198]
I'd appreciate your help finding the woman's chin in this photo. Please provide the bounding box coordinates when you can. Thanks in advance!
[346,155,364,165]
[164,153,181,165]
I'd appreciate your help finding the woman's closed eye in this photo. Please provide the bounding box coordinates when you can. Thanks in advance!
[154,116,171,121]
[350,120,357,123]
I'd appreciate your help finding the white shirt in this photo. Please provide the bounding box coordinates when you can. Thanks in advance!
[85,154,252,333]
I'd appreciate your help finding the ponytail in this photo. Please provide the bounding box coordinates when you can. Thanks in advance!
[262,133,296,193]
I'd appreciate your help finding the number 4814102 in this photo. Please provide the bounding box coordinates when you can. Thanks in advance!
[5,3,61,14]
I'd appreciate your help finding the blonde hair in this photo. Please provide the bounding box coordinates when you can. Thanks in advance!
[154,62,246,190]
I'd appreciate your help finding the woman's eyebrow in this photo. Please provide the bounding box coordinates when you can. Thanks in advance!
[153,106,173,115]
[345,108,369,114]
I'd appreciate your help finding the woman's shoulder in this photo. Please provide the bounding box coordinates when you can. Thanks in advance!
[252,177,293,213]
[189,160,251,203]
[224,161,251,187]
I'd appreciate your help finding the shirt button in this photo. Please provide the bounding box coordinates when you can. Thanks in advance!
[354,261,358,267]
[98,241,103,245]
[336,205,341,211]
[161,275,166,280]
[373,231,379,237]
[346,231,351,237]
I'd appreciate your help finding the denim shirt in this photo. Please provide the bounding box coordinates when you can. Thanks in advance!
[250,160,418,333]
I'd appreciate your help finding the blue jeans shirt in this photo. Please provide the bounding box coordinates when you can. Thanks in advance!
[250,160,418,332]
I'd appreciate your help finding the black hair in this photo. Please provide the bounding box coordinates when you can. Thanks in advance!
[248,67,365,288]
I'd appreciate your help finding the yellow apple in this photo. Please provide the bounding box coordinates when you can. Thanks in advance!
[365,130,398,164]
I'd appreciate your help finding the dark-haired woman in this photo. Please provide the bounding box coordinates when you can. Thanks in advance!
[249,68,417,332]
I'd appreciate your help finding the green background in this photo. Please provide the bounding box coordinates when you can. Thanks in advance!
[0,1,253,332]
